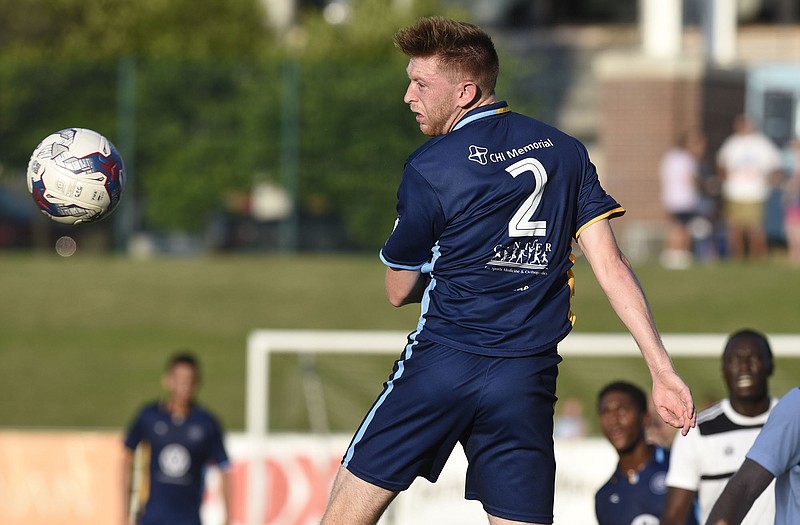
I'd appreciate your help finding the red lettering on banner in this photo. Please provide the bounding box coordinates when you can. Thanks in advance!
[228,451,341,524]
[279,455,341,525]
[229,462,248,523]
[265,458,289,523]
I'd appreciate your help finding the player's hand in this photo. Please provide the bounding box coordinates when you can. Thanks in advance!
[651,369,696,436]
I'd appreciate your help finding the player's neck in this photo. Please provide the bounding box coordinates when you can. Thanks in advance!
[448,94,500,133]
[165,398,193,419]
[618,440,652,481]
[729,395,771,417]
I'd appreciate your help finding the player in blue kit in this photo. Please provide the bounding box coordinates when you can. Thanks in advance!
[596,381,697,525]
[320,17,696,525]
[122,353,231,525]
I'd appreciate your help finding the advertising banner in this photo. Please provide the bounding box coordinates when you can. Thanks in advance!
[0,431,615,525]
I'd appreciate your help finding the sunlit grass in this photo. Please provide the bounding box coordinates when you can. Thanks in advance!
[1,252,797,433]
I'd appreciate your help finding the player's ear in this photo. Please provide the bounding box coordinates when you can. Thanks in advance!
[457,81,480,108]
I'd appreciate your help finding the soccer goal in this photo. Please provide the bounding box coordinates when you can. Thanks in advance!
[246,330,800,436]
[242,330,800,525]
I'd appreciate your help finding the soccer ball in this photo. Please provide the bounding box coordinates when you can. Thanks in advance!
[26,128,126,225]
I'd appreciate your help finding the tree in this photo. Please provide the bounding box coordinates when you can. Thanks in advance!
[0,0,473,249]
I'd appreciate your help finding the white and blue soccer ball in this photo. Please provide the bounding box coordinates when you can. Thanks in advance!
[26,128,126,225]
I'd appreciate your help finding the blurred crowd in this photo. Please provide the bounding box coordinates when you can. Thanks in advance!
[659,114,800,268]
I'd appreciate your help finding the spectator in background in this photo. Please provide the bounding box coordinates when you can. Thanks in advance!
[659,129,707,269]
[661,329,777,525]
[781,138,800,265]
[705,386,800,525]
[554,397,588,440]
[122,352,232,525]
[716,115,782,260]
[595,381,697,525]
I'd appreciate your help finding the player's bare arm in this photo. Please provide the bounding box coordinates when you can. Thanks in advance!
[385,267,429,306]
[121,448,135,525]
[221,469,233,525]
[660,487,698,525]
[705,459,775,525]
[577,219,696,435]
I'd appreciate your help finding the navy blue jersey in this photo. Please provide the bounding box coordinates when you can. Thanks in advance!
[381,101,623,356]
[595,447,697,525]
[124,402,229,525]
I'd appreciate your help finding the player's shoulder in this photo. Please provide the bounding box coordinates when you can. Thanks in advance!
[696,399,725,424]
[783,386,800,403]
[190,403,224,426]
[595,472,622,498]
[126,401,162,430]
[409,106,582,162]
[697,397,775,436]
[136,400,162,417]
[695,399,731,435]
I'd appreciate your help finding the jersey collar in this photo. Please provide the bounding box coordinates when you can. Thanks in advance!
[453,101,510,131]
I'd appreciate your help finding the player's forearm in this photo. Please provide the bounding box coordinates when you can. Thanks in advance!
[121,451,134,525]
[660,487,697,525]
[705,459,773,525]
[221,471,233,525]
[592,250,673,374]
[577,220,672,373]
[385,268,428,306]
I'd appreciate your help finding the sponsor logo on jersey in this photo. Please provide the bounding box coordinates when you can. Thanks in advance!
[158,443,191,479]
[468,145,488,165]
[631,514,659,525]
[470,138,555,165]
[649,471,668,495]
[506,138,554,159]
[487,240,552,272]
[188,424,205,442]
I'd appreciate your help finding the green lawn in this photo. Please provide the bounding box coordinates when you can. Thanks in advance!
[1,252,798,435]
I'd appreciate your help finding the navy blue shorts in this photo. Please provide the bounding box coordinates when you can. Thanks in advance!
[342,337,561,523]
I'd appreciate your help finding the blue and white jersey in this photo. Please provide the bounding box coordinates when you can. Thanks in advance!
[381,101,624,356]
[595,446,697,525]
[124,402,230,525]
[746,387,800,525]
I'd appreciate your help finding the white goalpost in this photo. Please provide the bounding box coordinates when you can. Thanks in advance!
[246,330,800,436]
[242,330,800,525]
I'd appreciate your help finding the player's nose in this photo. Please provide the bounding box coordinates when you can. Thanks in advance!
[403,84,416,104]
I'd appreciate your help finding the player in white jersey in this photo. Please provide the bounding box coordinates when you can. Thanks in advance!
[706,386,800,525]
[661,329,777,525]
[715,115,782,260]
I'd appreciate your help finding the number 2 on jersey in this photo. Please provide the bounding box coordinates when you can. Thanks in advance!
[505,158,548,237]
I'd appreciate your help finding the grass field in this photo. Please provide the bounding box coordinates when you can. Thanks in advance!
[1,251,798,435]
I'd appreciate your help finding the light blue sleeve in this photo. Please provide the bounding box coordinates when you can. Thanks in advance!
[746,387,800,477]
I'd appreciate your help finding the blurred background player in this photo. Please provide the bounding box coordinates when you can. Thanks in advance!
[705,386,800,525]
[554,397,588,440]
[659,129,706,269]
[122,352,232,525]
[595,381,697,525]
[715,115,782,260]
[661,329,777,525]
